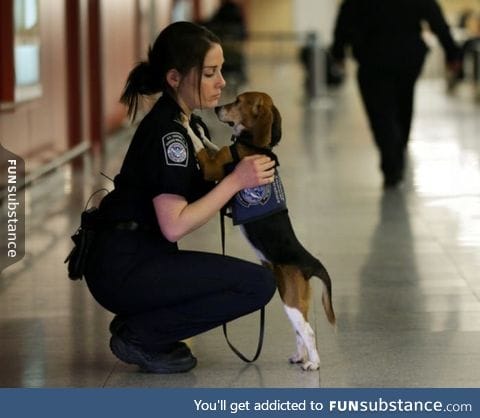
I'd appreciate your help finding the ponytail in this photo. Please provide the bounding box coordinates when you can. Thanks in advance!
[120,59,162,121]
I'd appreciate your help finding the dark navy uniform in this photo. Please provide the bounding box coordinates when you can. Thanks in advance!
[85,94,275,351]
[331,0,460,184]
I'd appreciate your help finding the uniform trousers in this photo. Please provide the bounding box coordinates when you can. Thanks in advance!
[85,229,276,351]
[357,65,423,183]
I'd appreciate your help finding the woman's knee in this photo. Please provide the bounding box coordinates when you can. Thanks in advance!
[251,266,276,306]
[219,256,277,307]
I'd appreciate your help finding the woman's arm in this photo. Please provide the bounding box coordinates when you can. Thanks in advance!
[153,155,275,242]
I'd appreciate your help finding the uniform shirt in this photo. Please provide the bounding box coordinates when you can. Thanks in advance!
[331,0,460,73]
[98,94,215,246]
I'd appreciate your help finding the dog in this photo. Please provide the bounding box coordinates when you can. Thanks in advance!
[181,92,335,371]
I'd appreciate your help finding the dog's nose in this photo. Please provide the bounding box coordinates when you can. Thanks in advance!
[214,106,221,115]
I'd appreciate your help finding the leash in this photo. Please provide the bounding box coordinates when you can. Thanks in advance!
[220,207,266,363]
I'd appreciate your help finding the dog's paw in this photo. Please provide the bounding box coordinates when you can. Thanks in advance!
[195,124,219,151]
[289,353,306,364]
[301,361,320,371]
[195,123,206,137]
[206,141,219,152]
[177,113,189,127]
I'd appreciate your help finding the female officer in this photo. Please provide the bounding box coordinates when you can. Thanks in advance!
[84,21,277,374]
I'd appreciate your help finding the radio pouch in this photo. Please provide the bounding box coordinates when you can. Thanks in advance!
[64,207,100,280]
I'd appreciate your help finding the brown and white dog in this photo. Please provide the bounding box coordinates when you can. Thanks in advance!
[182,92,335,371]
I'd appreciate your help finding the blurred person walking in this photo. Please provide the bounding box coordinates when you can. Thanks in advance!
[201,0,247,88]
[330,0,461,188]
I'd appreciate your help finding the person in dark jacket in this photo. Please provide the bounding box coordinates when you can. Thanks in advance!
[202,0,247,86]
[330,0,462,188]
[84,22,276,374]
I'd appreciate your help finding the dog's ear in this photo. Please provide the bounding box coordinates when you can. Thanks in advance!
[252,101,273,148]
[270,105,282,147]
[252,96,263,117]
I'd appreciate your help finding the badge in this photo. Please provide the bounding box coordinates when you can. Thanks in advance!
[231,171,287,225]
[236,185,272,207]
[162,132,188,167]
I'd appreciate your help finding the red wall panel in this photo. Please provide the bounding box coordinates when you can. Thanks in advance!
[0,0,68,172]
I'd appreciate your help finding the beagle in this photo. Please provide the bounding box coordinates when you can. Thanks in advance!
[182,92,335,371]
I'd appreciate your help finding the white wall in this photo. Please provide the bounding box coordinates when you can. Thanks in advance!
[200,0,221,21]
[292,0,337,46]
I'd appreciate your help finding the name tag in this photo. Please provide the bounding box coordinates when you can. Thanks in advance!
[231,170,287,225]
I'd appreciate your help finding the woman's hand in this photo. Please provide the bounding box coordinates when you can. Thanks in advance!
[230,155,276,191]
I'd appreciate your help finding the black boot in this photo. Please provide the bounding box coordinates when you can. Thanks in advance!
[110,334,197,374]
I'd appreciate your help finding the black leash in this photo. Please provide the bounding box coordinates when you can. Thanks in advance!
[220,207,265,363]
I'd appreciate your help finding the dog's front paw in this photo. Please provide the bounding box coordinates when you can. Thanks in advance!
[177,113,189,127]
[206,141,219,152]
[195,123,206,137]
[195,124,219,152]
[301,361,320,371]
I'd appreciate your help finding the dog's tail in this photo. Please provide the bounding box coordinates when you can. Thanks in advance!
[305,260,336,326]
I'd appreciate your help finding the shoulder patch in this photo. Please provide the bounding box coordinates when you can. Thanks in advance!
[162,132,189,167]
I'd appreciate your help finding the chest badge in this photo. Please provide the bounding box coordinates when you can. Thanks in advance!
[237,185,271,207]
[231,170,287,225]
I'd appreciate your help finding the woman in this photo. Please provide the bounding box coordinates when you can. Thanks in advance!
[85,22,276,374]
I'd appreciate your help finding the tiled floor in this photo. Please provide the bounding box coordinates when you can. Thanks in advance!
[1,58,480,387]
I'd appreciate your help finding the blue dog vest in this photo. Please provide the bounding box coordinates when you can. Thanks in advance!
[231,169,287,225]
[223,134,287,225]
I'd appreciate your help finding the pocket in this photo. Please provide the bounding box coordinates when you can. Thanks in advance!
[108,229,141,254]
[65,228,96,280]
[100,230,141,282]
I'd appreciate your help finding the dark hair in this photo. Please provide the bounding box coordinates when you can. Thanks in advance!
[120,21,221,120]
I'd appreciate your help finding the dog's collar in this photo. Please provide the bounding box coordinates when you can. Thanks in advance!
[230,132,279,167]
[230,131,254,144]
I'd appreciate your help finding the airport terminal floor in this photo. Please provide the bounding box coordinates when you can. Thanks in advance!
[1,57,480,388]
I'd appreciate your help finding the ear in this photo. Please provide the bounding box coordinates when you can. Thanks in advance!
[252,102,273,148]
[270,105,282,147]
[252,96,263,116]
[166,69,181,89]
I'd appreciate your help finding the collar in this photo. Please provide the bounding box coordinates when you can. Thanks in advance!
[231,130,252,143]
[153,92,185,120]
[156,94,206,133]
[230,132,279,167]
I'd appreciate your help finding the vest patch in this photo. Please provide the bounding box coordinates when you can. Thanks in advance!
[232,170,287,225]
[162,132,188,166]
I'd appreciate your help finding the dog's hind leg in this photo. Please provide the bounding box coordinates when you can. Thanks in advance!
[289,331,308,364]
[284,307,320,371]
[275,265,321,371]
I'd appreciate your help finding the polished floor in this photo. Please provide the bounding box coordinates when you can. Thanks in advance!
[1,57,480,388]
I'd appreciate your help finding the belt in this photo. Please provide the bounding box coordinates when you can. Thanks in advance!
[112,221,153,231]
